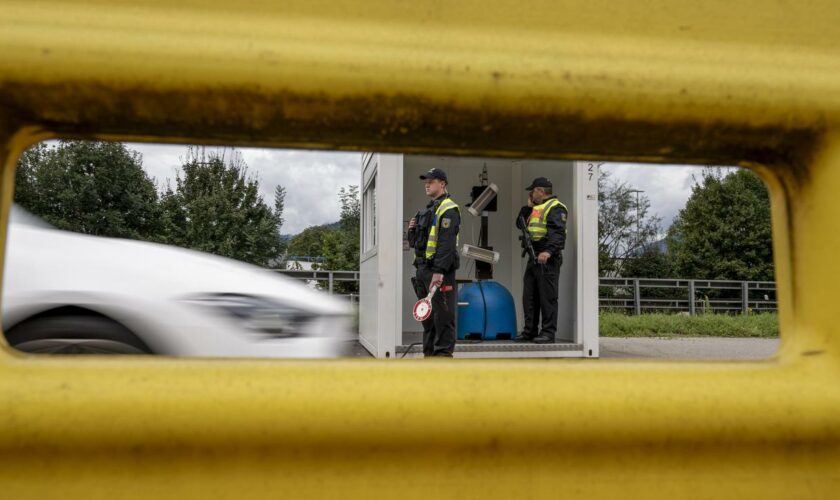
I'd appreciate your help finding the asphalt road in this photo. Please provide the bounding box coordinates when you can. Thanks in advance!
[599,337,779,359]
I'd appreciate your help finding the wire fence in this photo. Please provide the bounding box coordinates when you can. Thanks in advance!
[274,270,777,315]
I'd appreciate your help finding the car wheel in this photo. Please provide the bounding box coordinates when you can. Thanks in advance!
[5,315,153,354]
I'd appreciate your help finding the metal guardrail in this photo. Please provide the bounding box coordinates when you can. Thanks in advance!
[274,269,360,304]
[599,278,777,315]
[274,270,777,315]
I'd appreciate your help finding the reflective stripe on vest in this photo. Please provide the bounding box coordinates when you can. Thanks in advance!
[527,198,567,241]
[425,198,460,260]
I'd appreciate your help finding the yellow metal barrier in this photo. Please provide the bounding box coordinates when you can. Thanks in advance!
[1,1,838,497]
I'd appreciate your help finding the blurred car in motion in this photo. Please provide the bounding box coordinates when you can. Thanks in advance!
[2,205,352,357]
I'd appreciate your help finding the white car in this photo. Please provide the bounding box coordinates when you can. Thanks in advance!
[2,206,353,357]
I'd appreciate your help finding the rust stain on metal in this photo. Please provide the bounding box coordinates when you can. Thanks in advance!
[0,82,822,170]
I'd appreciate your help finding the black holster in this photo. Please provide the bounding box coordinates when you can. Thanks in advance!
[410,277,427,300]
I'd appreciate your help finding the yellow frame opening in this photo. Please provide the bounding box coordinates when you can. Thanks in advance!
[1,1,838,497]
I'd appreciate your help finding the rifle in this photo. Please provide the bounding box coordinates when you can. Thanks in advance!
[517,215,539,264]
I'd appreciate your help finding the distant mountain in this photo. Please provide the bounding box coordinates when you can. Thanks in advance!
[283,220,341,239]
[629,238,668,257]
[651,238,668,253]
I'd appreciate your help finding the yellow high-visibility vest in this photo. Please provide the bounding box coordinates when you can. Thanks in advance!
[424,197,460,259]
[527,198,567,241]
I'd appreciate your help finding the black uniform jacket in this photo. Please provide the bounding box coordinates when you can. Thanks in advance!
[428,194,461,273]
[517,196,567,257]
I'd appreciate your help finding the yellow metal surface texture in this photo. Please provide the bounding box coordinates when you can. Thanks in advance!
[1,0,839,497]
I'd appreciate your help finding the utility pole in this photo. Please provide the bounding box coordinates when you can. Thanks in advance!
[628,189,645,253]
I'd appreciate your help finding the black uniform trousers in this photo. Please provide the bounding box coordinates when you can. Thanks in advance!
[417,266,457,357]
[522,257,561,340]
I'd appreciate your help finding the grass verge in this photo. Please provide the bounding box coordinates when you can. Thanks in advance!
[599,312,778,338]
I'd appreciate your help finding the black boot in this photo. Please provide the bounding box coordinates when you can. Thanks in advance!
[514,333,534,343]
[533,335,554,344]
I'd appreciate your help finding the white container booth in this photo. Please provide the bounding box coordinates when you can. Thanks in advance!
[359,154,599,358]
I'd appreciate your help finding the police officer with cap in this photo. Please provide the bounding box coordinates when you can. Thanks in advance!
[515,177,568,344]
[407,168,461,357]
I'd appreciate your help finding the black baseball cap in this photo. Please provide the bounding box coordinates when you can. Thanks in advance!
[420,168,448,182]
[525,177,552,190]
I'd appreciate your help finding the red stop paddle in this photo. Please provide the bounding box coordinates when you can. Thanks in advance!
[412,283,439,322]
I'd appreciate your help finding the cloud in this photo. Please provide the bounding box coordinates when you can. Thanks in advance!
[128,143,187,190]
[128,143,362,234]
[601,163,740,233]
[99,143,746,237]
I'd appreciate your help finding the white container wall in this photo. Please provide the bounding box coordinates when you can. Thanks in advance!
[359,154,599,359]
[358,153,402,358]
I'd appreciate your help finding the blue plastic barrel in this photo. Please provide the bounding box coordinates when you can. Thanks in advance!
[481,281,517,340]
[457,283,485,340]
[457,281,517,340]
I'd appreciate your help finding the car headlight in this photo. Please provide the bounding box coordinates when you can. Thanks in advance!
[183,293,318,338]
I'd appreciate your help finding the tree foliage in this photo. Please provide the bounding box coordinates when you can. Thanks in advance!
[158,147,281,266]
[622,246,673,279]
[273,185,288,260]
[598,171,662,276]
[274,185,287,233]
[287,225,335,259]
[326,185,360,271]
[667,168,773,281]
[286,185,360,293]
[287,185,359,271]
[14,140,161,239]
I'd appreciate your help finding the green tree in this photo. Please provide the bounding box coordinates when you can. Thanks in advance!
[159,147,281,266]
[285,185,360,294]
[667,168,773,281]
[339,185,360,227]
[272,185,289,263]
[14,140,161,239]
[13,142,45,210]
[598,171,662,276]
[287,225,335,259]
[622,245,673,278]
[325,185,360,272]
[274,185,287,233]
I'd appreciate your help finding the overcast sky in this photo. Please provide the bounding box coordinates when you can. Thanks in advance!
[128,143,723,235]
[129,144,362,235]
[600,162,704,233]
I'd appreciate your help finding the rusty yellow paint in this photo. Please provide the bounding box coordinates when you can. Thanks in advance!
[1,0,839,497]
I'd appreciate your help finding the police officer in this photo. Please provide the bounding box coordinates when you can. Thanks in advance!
[407,168,461,357]
[514,177,568,344]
